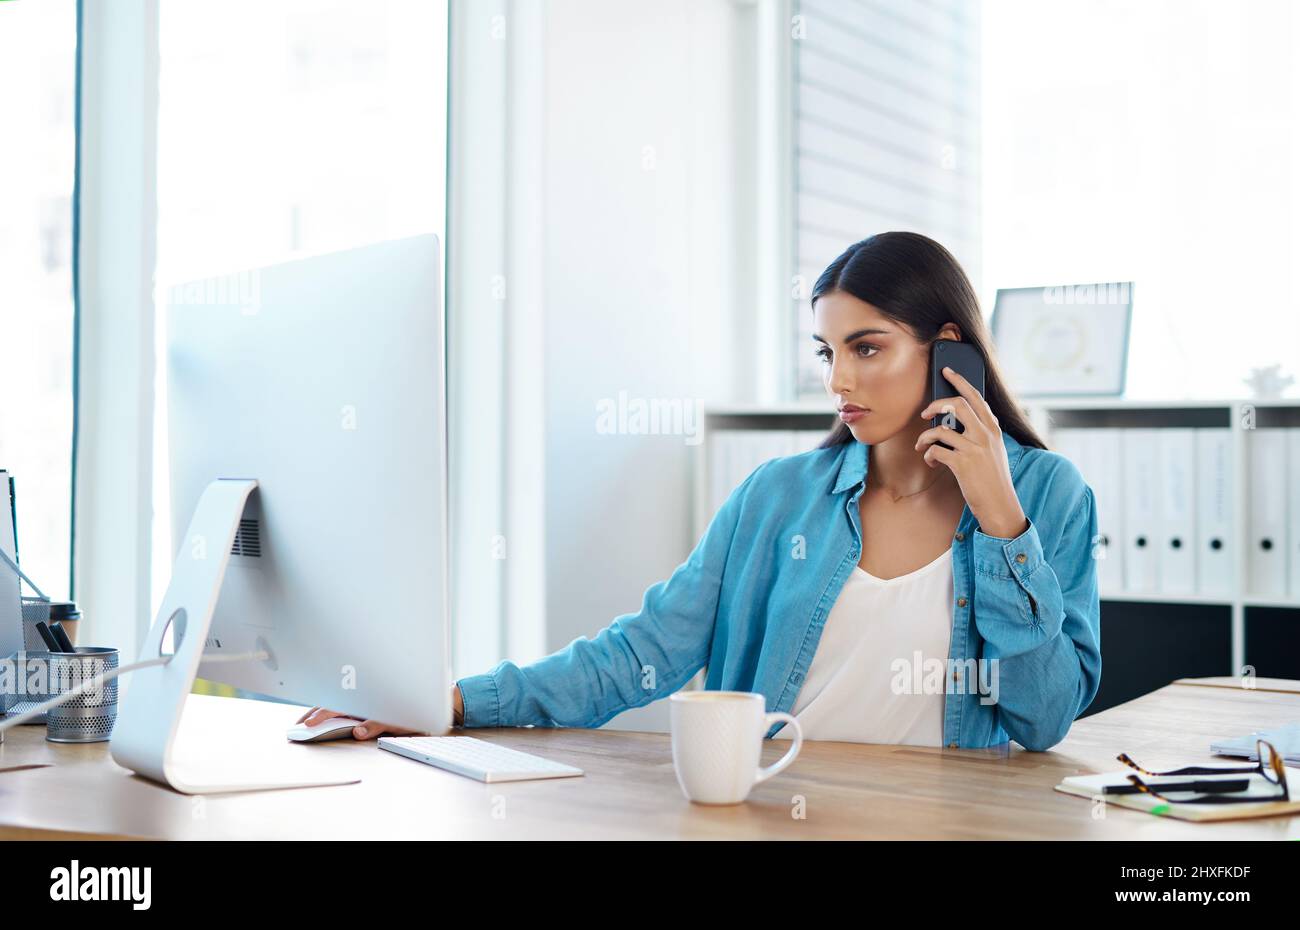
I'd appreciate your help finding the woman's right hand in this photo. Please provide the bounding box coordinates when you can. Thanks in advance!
[295,706,421,740]
[297,685,465,740]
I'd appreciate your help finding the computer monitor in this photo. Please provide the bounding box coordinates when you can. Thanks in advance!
[110,234,451,793]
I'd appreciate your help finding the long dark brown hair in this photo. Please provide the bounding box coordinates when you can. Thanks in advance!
[811,231,1047,451]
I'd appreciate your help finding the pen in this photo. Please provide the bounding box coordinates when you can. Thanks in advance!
[34,620,62,652]
[48,621,75,653]
[1104,778,1251,796]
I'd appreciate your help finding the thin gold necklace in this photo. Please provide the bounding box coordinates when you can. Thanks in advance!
[867,470,946,503]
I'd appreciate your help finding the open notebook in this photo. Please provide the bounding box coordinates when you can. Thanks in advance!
[1056,765,1300,822]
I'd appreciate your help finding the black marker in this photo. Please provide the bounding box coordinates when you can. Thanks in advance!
[1103,778,1251,796]
[48,621,75,653]
[34,621,62,652]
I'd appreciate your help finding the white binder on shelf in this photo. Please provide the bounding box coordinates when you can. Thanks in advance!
[712,430,752,517]
[1089,429,1125,598]
[1288,428,1300,599]
[707,429,734,520]
[1155,429,1197,595]
[734,431,765,493]
[1052,428,1125,597]
[724,432,750,498]
[1246,428,1289,599]
[745,430,795,484]
[1194,428,1234,598]
[709,430,797,518]
[793,429,830,454]
[1047,428,1083,467]
[1121,430,1160,593]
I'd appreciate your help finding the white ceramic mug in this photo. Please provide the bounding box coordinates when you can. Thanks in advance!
[669,690,803,805]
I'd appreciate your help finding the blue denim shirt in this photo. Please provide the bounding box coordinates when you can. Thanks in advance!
[457,429,1102,752]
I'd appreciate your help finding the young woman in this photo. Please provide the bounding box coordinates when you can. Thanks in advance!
[302,231,1102,751]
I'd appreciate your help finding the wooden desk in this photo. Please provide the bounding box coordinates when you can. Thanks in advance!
[1,683,1298,839]
[1174,676,1300,695]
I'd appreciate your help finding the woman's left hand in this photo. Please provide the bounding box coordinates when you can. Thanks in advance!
[916,366,1029,539]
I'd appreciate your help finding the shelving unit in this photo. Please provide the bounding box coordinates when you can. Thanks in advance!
[694,397,1300,712]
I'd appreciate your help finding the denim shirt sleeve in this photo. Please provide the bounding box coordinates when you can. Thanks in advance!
[455,462,763,729]
[971,483,1102,752]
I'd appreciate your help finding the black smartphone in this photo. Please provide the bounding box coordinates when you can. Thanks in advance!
[929,340,986,449]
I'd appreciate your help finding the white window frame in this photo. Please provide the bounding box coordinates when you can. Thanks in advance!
[446,0,548,677]
[73,0,160,659]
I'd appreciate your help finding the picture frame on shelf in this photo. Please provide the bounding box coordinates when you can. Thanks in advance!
[991,282,1133,398]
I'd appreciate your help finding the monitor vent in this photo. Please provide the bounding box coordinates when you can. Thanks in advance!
[231,518,261,558]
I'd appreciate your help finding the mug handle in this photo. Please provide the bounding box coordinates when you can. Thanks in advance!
[754,712,803,785]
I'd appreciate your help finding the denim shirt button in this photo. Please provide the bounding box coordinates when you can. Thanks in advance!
[947,742,958,749]
[957,596,967,607]
[1015,552,1027,563]
[954,531,964,542]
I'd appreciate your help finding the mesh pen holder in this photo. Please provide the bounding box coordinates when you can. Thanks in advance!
[44,646,119,743]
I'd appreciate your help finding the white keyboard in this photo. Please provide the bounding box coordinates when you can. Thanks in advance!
[377,735,584,783]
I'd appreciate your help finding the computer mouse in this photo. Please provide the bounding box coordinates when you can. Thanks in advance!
[286,716,365,743]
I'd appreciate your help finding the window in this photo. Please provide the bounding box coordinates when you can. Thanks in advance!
[0,0,78,599]
[792,0,981,398]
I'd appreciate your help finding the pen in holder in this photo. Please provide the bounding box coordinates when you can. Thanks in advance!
[44,646,119,743]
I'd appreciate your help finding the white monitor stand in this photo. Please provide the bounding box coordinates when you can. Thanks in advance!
[109,479,360,794]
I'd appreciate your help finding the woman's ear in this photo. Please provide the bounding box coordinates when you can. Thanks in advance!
[937,323,963,342]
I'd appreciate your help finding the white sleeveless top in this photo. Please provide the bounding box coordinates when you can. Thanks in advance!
[772,548,954,746]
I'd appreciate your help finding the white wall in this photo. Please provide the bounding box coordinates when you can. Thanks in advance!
[537,0,750,731]
[982,0,1300,400]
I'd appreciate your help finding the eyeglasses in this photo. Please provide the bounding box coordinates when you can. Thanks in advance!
[1107,740,1289,805]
